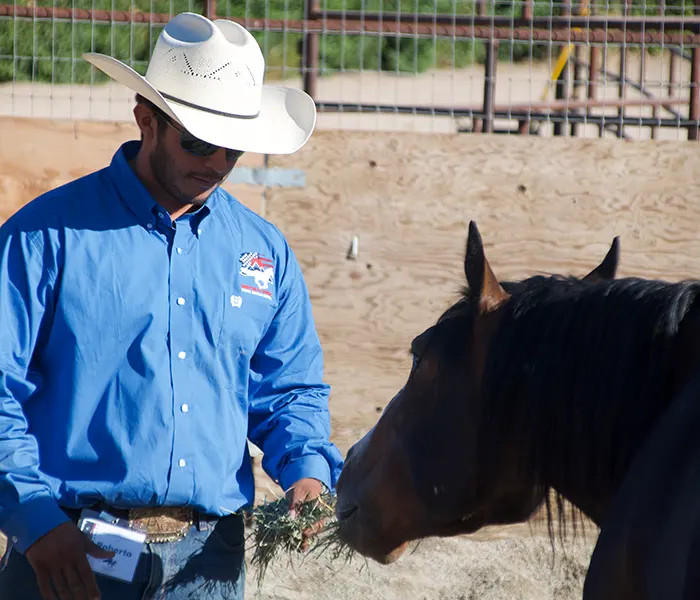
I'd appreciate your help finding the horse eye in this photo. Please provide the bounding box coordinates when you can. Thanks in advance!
[411,353,421,370]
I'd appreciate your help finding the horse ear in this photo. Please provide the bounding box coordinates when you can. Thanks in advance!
[583,236,620,283]
[465,221,510,313]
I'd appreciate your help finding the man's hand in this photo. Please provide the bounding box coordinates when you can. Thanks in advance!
[25,521,115,600]
[285,477,326,551]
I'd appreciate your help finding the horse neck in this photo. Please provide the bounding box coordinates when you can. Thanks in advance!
[535,303,700,527]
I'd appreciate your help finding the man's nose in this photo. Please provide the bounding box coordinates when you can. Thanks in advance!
[204,147,230,174]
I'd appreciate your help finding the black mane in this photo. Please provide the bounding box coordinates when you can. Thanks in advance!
[486,276,700,504]
[439,275,700,525]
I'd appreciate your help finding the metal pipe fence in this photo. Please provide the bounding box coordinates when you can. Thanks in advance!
[1,0,698,139]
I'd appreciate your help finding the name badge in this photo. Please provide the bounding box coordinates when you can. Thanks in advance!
[77,509,146,583]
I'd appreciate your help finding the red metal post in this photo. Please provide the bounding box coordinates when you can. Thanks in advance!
[571,44,583,136]
[669,51,677,96]
[302,0,320,100]
[554,0,571,136]
[482,40,498,133]
[616,0,632,137]
[692,0,700,139]
[588,46,600,100]
[520,0,533,136]
[616,49,627,137]
[203,0,216,20]
[472,0,488,133]
[689,47,700,139]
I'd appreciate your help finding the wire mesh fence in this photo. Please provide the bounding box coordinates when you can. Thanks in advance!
[0,0,698,140]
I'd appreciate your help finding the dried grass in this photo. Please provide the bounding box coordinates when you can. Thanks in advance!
[247,492,355,585]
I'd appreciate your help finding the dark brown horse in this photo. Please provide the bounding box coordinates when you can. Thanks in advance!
[336,223,700,599]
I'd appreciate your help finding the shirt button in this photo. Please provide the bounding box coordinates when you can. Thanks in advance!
[11,536,18,543]
[176,297,185,306]
[176,247,183,254]
[181,403,189,413]
[197,228,202,236]
[146,223,153,230]
[178,458,186,468]
[178,351,187,359]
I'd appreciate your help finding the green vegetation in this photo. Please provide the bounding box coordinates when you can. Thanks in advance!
[0,0,694,83]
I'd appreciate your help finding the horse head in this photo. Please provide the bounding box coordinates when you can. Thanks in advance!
[335,224,621,564]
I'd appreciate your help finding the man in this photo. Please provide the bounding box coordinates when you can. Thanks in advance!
[0,11,342,600]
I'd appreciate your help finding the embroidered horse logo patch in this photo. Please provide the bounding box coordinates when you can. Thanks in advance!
[239,252,274,300]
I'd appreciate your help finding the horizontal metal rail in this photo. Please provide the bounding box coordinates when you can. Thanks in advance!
[2,5,700,45]
[316,101,698,128]
[316,11,700,33]
[318,97,689,114]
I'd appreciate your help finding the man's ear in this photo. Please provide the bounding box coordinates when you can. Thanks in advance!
[133,102,160,144]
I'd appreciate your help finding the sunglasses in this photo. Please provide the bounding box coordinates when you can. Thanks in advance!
[158,112,244,162]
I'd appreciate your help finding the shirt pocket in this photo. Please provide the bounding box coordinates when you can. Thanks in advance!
[216,292,276,390]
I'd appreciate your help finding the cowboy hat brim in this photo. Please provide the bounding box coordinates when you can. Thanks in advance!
[83,52,316,155]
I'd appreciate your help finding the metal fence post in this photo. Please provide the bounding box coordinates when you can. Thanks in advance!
[203,0,216,20]
[302,0,320,100]
[482,40,498,133]
[554,0,571,136]
[689,47,700,140]
[478,0,498,134]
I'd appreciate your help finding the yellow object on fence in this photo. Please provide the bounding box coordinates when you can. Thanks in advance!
[539,1,590,102]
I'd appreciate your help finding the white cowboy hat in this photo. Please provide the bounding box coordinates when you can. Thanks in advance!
[83,12,315,155]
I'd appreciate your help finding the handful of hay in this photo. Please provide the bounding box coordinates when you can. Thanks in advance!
[248,492,354,583]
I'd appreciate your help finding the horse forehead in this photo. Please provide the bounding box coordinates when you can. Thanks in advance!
[348,390,403,455]
[351,426,375,456]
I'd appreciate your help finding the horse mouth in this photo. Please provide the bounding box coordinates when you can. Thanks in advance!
[335,502,410,564]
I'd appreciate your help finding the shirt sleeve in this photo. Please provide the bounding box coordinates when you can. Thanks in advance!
[0,223,69,553]
[246,241,343,493]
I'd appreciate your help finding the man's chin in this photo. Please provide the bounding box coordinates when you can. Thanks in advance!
[181,185,216,209]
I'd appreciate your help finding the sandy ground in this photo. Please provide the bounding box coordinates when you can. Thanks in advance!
[245,523,596,600]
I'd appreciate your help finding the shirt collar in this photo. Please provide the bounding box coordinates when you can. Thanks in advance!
[108,141,214,231]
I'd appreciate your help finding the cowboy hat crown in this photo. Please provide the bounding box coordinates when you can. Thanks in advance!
[83,12,315,154]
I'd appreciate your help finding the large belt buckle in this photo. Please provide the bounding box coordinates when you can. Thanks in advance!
[127,507,194,543]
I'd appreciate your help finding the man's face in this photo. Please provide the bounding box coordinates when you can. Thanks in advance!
[149,115,242,208]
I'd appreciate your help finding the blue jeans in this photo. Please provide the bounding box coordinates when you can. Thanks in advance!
[0,514,245,600]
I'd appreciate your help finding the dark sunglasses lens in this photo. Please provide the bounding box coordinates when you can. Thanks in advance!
[180,132,218,157]
[180,131,243,161]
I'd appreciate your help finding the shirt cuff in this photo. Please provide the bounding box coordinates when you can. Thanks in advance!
[278,454,333,493]
[1,496,70,554]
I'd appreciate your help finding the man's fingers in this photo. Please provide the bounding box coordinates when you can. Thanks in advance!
[49,568,73,600]
[85,538,114,560]
[299,518,328,552]
[25,522,105,600]
[302,518,327,539]
[63,565,89,600]
[75,555,101,600]
[34,565,58,600]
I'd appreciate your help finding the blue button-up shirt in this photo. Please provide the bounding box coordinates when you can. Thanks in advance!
[0,141,343,553]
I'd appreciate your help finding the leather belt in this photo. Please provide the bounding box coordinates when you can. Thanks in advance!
[63,505,219,543]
